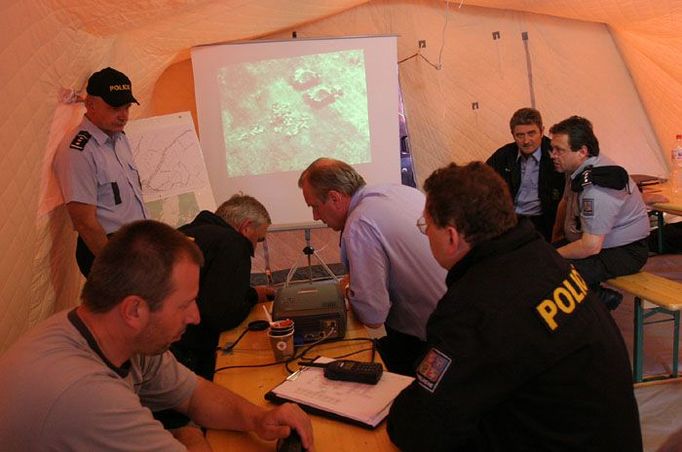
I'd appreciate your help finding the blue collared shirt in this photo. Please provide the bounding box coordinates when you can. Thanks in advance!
[340,184,446,340]
[515,147,542,216]
[53,116,149,233]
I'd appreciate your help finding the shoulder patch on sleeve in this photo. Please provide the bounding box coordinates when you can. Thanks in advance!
[416,347,452,393]
[581,198,594,216]
[69,131,91,151]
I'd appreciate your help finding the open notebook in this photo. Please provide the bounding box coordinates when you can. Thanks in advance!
[265,357,414,429]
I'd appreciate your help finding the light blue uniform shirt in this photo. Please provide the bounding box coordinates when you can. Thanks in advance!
[515,147,542,216]
[53,116,148,234]
[340,184,447,340]
[568,155,649,248]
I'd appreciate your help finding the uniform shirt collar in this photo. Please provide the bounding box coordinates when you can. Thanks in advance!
[570,155,599,180]
[82,115,123,146]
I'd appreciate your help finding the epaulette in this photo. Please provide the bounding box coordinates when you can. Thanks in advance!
[69,131,92,151]
[571,165,630,193]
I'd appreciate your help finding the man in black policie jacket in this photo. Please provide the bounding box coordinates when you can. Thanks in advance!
[387,162,641,451]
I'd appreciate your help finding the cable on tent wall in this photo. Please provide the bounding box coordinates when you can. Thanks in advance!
[398,0,457,70]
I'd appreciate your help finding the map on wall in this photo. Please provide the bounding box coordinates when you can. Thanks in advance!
[126,112,216,227]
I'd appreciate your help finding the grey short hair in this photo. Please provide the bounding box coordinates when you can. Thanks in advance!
[298,158,366,201]
[215,193,271,229]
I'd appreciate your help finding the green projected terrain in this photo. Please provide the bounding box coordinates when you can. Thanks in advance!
[217,49,371,177]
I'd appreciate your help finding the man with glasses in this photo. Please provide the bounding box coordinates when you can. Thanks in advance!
[550,116,649,310]
[387,162,641,450]
[299,158,446,375]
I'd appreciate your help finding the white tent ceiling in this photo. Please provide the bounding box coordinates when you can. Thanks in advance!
[1,0,681,353]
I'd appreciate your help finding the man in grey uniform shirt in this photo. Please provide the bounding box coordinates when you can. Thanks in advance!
[550,116,650,309]
[53,67,148,276]
[0,220,313,451]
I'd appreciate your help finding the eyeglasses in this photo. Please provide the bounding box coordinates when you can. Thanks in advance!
[550,147,570,156]
[416,216,428,234]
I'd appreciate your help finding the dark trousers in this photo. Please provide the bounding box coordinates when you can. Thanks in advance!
[75,236,96,277]
[518,214,552,242]
[376,326,428,377]
[170,343,215,382]
[76,234,115,278]
[649,223,682,254]
[569,238,649,287]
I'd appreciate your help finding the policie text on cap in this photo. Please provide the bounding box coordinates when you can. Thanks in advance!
[86,67,139,107]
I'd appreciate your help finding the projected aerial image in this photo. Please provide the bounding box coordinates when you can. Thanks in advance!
[217,49,371,177]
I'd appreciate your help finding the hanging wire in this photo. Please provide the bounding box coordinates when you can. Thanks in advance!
[398,0,455,70]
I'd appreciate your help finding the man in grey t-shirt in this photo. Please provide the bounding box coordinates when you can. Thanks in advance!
[0,220,313,451]
[550,116,649,309]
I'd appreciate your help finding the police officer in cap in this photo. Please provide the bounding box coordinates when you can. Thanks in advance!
[387,162,641,451]
[54,67,148,276]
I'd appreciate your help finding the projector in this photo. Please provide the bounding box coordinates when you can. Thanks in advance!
[272,281,347,344]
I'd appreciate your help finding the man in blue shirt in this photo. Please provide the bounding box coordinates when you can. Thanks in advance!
[53,67,148,276]
[298,158,446,375]
[487,108,565,241]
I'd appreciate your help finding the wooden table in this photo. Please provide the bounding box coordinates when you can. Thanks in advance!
[206,302,399,452]
[647,182,682,216]
[643,182,682,253]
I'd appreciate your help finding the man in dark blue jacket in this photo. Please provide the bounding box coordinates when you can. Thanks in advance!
[174,194,275,380]
[487,107,564,241]
[155,194,275,429]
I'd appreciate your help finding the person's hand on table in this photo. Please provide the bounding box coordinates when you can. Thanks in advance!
[254,402,315,451]
[339,275,351,301]
[255,285,277,302]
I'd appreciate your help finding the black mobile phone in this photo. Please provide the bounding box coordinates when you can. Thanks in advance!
[323,360,383,385]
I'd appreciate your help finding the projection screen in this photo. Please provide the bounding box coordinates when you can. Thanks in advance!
[191,35,400,228]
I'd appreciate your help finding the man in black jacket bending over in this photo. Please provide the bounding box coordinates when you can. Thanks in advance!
[387,162,641,451]
[487,107,564,241]
[173,194,275,381]
[155,194,275,430]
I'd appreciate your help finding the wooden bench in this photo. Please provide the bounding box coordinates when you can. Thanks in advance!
[606,272,682,383]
